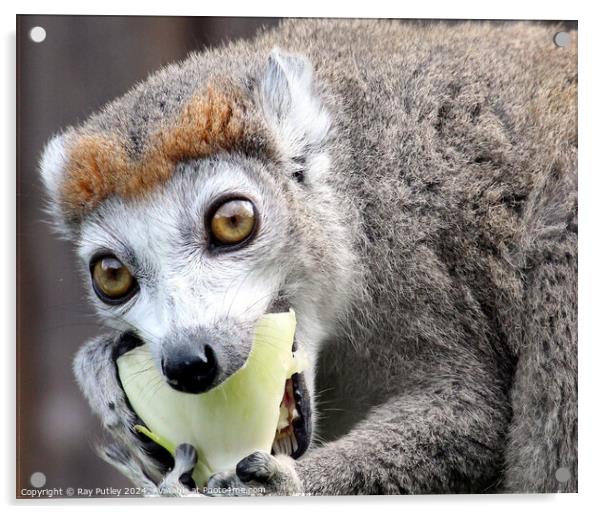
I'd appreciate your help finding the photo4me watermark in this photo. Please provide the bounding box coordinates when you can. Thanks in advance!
[20,472,281,497]
[21,485,130,498]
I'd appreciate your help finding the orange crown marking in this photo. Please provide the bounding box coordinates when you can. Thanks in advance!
[60,86,247,220]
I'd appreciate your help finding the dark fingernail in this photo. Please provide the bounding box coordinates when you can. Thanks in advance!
[112,331,144,360]
[236,451,270,483]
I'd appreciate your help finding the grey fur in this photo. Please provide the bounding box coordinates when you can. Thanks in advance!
[43,19,577,495]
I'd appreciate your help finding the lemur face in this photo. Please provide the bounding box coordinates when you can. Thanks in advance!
[76,154,294,392]
[40,49,355,457]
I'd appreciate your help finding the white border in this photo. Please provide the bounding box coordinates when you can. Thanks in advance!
[3,1,599,513]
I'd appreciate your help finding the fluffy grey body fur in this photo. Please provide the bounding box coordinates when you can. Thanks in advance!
[41,19,577,495]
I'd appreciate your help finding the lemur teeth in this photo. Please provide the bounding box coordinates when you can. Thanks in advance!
[283,436,292,456]
[272,438,286,455]
[291,434,299,453]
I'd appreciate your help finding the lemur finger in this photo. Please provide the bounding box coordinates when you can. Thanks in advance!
[157,444,200,496]
[73,333,138,433]
[236,450,275,483]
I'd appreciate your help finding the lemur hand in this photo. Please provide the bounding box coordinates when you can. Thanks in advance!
[206,451,303,496]
[75,333,304,496]
[73,332,198,496]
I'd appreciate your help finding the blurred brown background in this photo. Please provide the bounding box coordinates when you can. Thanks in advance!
[16,15,576,498]
[16,15,280,497]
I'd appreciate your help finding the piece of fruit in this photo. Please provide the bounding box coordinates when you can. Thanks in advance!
[116,310,303,486]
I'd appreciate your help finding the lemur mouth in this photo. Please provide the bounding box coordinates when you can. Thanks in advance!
[266,297,312,459]
[120,301,312,464]
[272,368,312,459]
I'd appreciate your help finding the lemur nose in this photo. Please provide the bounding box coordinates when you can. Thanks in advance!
[161,345,218,394]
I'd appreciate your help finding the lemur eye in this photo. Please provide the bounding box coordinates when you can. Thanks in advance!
[91,255,137,304]
[209,198,257,247]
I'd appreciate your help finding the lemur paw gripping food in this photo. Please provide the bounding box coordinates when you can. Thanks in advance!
[116,310,305,486]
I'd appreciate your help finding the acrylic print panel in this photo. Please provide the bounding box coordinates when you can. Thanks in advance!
[16,15,578,498]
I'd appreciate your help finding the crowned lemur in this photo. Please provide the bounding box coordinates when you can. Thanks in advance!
[39,19,577,494]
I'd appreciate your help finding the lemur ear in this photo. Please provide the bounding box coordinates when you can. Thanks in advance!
[260,48,331,183]
[39,133,72,237]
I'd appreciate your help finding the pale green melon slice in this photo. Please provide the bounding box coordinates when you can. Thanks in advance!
[116,310,304,486]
